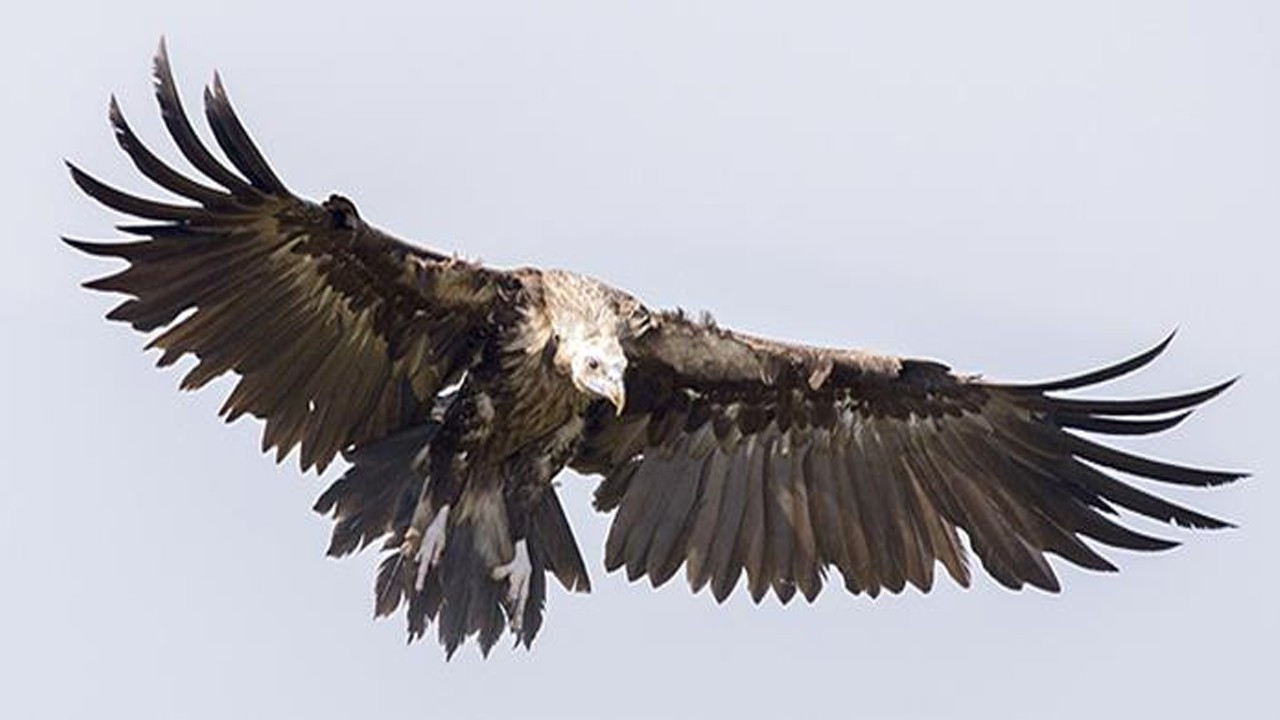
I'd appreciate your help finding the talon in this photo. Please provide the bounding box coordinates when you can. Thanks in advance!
[490,539,532,631]
[414,504,450,591]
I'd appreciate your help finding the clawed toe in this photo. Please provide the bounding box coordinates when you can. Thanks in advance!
[414,504,450,591]
[491,539,532,631]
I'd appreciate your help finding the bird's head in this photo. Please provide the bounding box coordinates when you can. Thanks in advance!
[565,334,628,414]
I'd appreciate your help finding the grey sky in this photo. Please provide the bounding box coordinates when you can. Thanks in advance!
[2,2,1275,718]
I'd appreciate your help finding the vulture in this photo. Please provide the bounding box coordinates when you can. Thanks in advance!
[67,43,1244,658]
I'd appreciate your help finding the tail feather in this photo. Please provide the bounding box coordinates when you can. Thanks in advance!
[416,484,591,656]
[407,570,444,642]
[437,515,509,658]
[374,552,412,619]
[520,536,551,648]
[530,490,592,593]
[315,423,591,656]
[314,424,436,557]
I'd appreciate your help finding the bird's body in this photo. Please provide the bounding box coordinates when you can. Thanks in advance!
[316,265,644,649]
[67,43,1245,657]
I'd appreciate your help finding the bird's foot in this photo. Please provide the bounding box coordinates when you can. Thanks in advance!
[491,539,532,631]
[414,504,450,591]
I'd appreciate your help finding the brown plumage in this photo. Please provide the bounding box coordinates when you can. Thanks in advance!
[66,42,1245,657]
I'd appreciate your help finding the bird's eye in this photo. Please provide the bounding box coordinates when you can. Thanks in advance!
[586,357,601,371]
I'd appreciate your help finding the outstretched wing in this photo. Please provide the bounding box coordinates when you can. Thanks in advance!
[574,313,1243,603]
[67,42,515,472]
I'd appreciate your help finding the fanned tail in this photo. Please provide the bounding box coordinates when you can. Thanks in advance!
[321,426,590,657]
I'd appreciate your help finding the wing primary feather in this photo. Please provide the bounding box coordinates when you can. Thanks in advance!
[203,74,290,195]
[109,241,279,332]
[1059,432,1247,487]
[107,95,236,207]
[1001,455,1183,550]
[63,237,147,261]
[1042,379,1237,417]
[87,231,266,309]
[980,420,1199,545]
[1055,411,1193,436]
[1007,332,1175,392]
[1057,459,1234,529]
[67,163,208,222]
[151,40,258,197]
[113,223,197,237]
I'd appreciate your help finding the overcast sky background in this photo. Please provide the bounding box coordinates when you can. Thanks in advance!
[2,2,1275,718]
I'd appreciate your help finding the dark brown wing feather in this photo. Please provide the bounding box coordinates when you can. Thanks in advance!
[66,42,513,472]
[575,313,1243,602]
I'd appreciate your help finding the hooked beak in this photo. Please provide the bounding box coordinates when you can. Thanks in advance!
[605,381,626,416]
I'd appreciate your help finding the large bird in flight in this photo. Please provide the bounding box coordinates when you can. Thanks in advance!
[67,43,1244,657]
